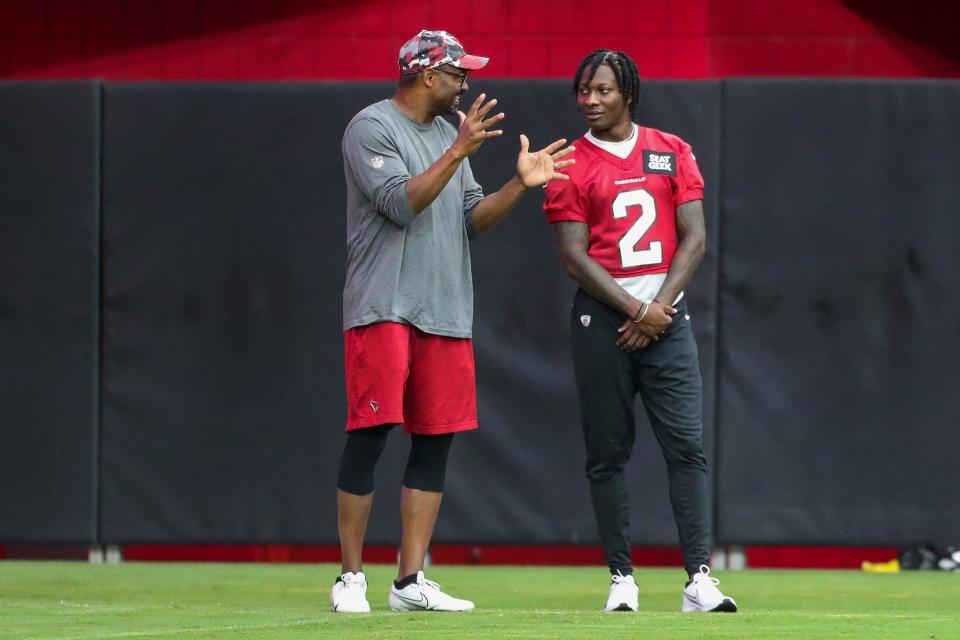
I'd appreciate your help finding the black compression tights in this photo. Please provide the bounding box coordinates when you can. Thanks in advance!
[403,431,454,493]
[336,425,455,495]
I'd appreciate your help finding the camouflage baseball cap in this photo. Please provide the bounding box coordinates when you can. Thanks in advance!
[398,30,489,75]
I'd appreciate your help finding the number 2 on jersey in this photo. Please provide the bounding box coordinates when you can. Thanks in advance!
[612,189,661,268]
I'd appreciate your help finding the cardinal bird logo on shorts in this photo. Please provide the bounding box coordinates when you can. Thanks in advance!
[580,315,591,327]
[369,400,380,413]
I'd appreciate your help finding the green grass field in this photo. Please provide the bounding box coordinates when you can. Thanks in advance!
[1,561,958,639]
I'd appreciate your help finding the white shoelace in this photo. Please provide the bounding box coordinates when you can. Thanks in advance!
[341,573,366,589]
[696,564,720,585]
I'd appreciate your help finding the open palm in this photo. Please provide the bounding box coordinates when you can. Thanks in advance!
[516,135,576,188]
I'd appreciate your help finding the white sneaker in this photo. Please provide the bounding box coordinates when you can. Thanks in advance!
[603,572,639,612]
[330,571,371,613]
[388,570,474,612]
[682,565,738,613]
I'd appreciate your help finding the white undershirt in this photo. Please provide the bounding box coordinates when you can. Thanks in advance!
[585,123,637,159]
[585,124,683,306]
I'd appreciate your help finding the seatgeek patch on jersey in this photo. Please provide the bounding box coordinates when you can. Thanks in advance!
[643,150,677,176]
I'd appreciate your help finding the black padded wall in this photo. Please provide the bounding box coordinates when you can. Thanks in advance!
[4,79,959,546]
[0,83,100,542]
[715,80,960,544]
[98,83,380,542]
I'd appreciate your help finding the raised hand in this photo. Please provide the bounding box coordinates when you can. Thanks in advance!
[515,135,576,188]
[451,93,505,159]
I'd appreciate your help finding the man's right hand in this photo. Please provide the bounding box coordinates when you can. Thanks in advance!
[450,93,505,159]
[618,301,677,349]
[636,300,678,337]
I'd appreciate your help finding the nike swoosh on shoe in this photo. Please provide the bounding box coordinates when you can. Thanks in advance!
[396,592,430,608]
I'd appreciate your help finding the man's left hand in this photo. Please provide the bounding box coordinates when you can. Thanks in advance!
[516,135,575,188]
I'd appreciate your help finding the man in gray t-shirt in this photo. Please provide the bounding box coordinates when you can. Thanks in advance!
[341,97,482,337]
[329,30,575,614]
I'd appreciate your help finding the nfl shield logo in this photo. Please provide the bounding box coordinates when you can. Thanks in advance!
[371,156,384,169]
[580,315,591,327]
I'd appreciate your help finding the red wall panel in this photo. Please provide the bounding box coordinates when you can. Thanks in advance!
[86,37,126,77]
[1,0,956,80]
[124,1,163,41]
[87,0,125,37]
[48,0,85,39]
[199,0,238,32]
[9,40,45,76]
[670,0,710,36]
[0,542,901,567]
[7,1,46,38]
[161,0,202,39]
[851,37,960,78]
[709,0,877,37]
[746,546,900,570]
[710,38,854,76]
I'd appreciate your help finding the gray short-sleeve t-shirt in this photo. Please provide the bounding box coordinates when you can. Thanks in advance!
[341,99,484,338]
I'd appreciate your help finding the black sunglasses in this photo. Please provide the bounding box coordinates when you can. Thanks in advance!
[434,67,468,87]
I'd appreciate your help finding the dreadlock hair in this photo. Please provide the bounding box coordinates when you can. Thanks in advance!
[571,49,641,120]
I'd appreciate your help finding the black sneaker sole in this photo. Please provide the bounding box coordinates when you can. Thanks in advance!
[611,603,636,612]
[709,599,738,613]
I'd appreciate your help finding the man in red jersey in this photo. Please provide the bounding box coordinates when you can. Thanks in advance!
[543,49,738,614]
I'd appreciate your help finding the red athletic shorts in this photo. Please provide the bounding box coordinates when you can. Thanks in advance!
[344,321,478,434]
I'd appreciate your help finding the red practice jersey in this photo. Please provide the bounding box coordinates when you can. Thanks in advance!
[544,126,704,278]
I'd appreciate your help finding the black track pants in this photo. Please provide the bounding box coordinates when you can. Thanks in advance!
[570,289,710,576]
